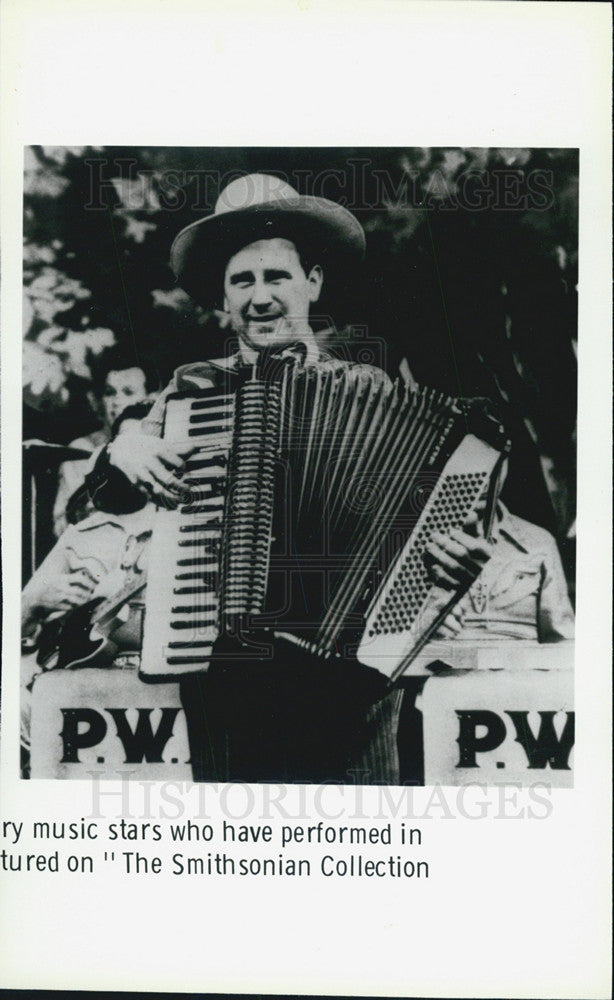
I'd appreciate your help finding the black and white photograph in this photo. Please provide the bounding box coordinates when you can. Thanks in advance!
[0,4,610,999]
[20,146,577,784]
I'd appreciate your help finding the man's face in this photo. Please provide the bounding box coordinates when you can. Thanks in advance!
[223,238,323,352]
[101,368,147,427]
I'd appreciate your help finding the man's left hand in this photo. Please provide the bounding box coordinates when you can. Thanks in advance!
[433,597,466,639]
[423,511,492,590]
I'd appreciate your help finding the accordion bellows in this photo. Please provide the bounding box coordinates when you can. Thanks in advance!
[141,359,508,682]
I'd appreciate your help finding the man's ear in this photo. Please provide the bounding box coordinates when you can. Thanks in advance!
[307,265,324,303]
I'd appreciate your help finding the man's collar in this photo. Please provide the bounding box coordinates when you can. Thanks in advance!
[237,334,320,366]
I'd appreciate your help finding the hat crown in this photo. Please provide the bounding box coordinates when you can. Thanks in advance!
[214,173,300,216]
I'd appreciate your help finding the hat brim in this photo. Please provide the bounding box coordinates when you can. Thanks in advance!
[170,196,365,309]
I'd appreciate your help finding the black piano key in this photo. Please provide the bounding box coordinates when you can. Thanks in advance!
[180,497,225,510]
[185,455,228,471]
[176,556,218,567]
[166,656,212,666]
[174,572,218,587]
[180,508,224,518]
[182,475,227,489]
[189,424,231,437]
[179,523,221,534]
[178,536,221,548]
[168,640,216,649]
[180,495,223,507]
[179,514,224,526]
[170,620,216,630]
[174,571,219,582]
[181,491,225,504]
[172,586,217,597]
[190,396,233,410]
[189,410,232,423]
[171,604,218,614]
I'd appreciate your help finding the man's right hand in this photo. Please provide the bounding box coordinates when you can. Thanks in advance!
[29,569,97,621]
[106,433,197,506]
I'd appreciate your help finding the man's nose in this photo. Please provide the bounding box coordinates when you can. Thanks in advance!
[250,279,273,309]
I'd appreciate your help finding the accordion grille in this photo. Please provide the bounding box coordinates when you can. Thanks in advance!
[221,377,281,618]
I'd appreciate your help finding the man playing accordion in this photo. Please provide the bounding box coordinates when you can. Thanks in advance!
[86,173,493,784]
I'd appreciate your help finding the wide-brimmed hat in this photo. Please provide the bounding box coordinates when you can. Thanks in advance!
[170,173,366,308]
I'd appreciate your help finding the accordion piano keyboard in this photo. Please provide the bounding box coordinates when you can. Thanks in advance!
[140,392,234,678]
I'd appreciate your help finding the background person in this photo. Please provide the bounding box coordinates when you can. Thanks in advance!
[21,403,155,776]
[397,496,574,784]
[52,349,157,536]
[458,501,574,642]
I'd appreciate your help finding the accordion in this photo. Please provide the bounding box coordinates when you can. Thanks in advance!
[141,358,509,683]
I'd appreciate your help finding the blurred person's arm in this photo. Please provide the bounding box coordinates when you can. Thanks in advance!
[21,533,98,640]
